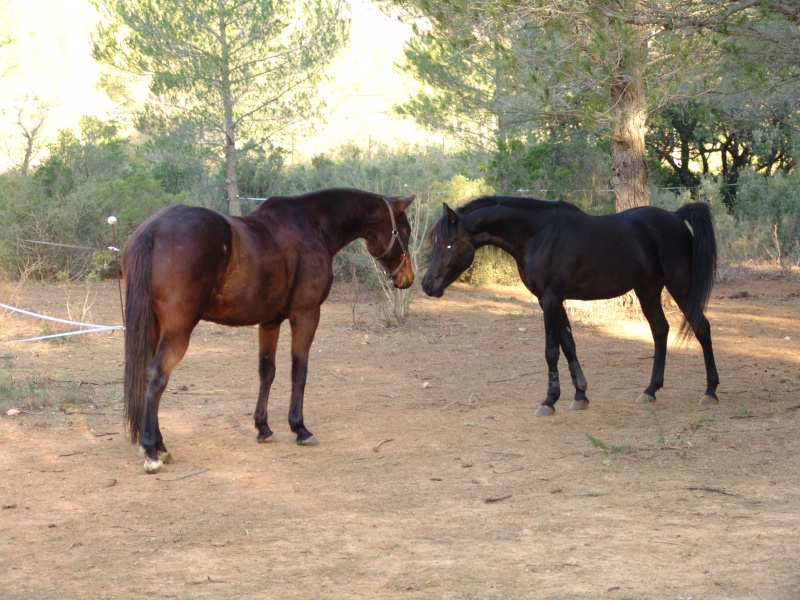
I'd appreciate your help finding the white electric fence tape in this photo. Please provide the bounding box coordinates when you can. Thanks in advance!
[0,302,124,343]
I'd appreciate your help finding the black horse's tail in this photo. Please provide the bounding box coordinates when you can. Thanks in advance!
[675,202,717,342]
[123,230,156,445]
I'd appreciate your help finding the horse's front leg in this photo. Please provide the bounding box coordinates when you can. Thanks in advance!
[288,308,321,445]
[254,323,280,443]
[534,295,563,417]
[140,334,190,473]
[559,307,589,410]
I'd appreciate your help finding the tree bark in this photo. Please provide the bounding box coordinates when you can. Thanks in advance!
[609,17,649,212]
[218,0,241,216]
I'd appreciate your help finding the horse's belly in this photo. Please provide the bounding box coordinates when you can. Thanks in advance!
[202,293,287,327]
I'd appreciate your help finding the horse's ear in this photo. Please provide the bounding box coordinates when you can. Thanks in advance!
[443,203,458,225]
[397,195,415,212]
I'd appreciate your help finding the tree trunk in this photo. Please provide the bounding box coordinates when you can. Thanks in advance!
[224,134,241,216]
[609,18,649,212]
[218,0,241,216]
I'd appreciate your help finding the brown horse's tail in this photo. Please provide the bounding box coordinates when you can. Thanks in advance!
[675,202,717,343]
[123,230,156,445]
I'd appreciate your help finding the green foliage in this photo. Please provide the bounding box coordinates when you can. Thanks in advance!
[463,248,519,287]
[0,119,181,280]
[137,120,218,196]
[648,98,799,208]
[489,133,612,212]
[1,118,798,289]
[0,370,94,415]
[93,0,350,214]
[0,167,178,280]
[649,170,800,267]
[586,433,633,455]
[732,170,800,265]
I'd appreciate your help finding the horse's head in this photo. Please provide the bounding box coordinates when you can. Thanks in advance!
[422,203,475,298]
[365,195,415,289]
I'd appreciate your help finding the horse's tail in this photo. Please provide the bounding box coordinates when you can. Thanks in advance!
[123,230,156,445]
[675,202,717,343]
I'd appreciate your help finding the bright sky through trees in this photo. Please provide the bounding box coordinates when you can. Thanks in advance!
[1,0,430,170]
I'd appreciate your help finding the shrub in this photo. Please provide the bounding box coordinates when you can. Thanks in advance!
[0,168,179,280]
[733,169,800,266]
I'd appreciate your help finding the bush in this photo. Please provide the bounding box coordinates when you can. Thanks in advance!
[0,168,180,280]
[733,169,800,266]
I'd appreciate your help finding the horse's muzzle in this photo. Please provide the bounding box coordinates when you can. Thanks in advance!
[393,271,414,289]
[421,276,444,297]
[392,260,414,289]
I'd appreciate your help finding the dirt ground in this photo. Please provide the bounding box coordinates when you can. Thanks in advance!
[1,267,799,599]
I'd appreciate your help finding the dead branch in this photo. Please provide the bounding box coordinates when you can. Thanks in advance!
[685,486,737,496]
[484,494,512,504]
[156,468,209,482]
[372,438,394,452]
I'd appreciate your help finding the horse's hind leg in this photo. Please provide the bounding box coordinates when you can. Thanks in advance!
[693,315,719,405]
[558,307,589,410]
[667,286,720,406]
[254,323,280,443]
[140,330,192,473]
[634,284,669,404]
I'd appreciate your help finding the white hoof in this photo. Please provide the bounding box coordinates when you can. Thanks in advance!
[143,457,164,474]
[140,446,165,473]
[635,393,656,404]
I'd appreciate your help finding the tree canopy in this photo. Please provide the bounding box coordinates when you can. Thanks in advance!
[381,0,800,210]
[92,0,350,214]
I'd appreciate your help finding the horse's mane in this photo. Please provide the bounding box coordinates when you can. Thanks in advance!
[457,195,580,216]
[431,196,580,243]
[251,188,384,214]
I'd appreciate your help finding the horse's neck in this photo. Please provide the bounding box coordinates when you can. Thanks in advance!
[314,194,383,254]
[465,207,541,260]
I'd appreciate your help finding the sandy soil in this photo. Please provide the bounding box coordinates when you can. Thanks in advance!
[1,268,798,599]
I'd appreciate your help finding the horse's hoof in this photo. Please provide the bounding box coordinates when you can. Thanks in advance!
[257,433,278,443]
[534,405,555,417]
[156,449,173,464]
[569,400,589,410]
[635,393,656,404]
[699,394,719,406]
[143,458,164,474]
[297,435,319,446]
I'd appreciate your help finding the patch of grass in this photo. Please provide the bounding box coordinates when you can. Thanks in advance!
[586,433,634,455]
[642,401,666,446]
[0,371,93,415]
[696,416,717,425]
[736,405,749,417]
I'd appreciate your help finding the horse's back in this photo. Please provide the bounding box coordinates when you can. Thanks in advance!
[526,205,694,300]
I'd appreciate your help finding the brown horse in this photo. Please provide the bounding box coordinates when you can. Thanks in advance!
[123,188,414,473]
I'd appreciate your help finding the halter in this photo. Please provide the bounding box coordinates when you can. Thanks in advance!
[373,197,410,277]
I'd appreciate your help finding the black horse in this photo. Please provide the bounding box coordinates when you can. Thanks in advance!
[422,196,719,416]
